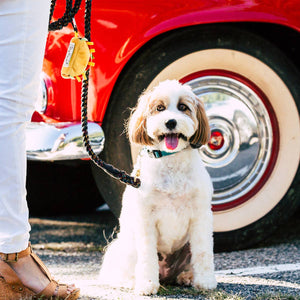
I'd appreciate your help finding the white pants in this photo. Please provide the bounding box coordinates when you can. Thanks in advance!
[0,0,50,253]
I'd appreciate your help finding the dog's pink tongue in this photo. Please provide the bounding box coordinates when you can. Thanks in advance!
[165,134,179,150]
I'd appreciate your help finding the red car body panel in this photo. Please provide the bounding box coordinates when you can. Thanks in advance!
[38,0,300,124]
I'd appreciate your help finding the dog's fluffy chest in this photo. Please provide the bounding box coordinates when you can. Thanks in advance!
[154,198,192,254]
[138,149,199,195]
[122,149,212,254]
[135,149,208,254]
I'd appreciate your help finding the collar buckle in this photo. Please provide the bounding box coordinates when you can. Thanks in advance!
[152,150,163,158]
[146,149,163,158]
[146,149,178,159]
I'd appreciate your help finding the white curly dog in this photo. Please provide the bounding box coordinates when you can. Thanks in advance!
[99,80,217,295]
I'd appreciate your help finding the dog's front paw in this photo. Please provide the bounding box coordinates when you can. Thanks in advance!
[193,274,217,290]
[135,279,160,295]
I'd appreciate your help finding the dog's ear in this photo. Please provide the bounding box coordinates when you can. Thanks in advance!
[189,97,210,148]
[127,93,154,146]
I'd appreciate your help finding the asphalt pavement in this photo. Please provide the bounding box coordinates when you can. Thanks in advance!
[28,210,300,300]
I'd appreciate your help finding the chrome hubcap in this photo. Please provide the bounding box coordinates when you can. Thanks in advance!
[185,75,274,208]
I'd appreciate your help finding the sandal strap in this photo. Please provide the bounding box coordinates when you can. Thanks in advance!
[0,243,52,282]
[37,280,57,298]
[0,243,80,299]
[0,243,32,263]
[0,260,23,285]
[30,250,52,282]
[37,280,69,298]
[57,283,68,298]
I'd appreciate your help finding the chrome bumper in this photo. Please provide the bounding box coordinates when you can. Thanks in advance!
[26,122,104,161]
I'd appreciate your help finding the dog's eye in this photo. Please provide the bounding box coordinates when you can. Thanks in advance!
[157,104,166,112]
[178,103,189,111]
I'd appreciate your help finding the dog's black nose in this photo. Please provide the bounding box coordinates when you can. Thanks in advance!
[165,119,177,130]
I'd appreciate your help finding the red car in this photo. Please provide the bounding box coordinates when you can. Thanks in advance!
[26,0,300,251]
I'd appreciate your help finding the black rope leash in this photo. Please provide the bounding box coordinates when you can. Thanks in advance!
[49,0,82,31]
[49,0,141,188]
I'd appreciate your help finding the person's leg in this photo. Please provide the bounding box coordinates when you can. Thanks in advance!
[0,0,50,253]
[0,1,77,296]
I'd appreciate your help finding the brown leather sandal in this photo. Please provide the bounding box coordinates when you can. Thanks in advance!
[0,243,80,300]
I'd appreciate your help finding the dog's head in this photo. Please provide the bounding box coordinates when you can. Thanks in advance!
[128,80,210,152]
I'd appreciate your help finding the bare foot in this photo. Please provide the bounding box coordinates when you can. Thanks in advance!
[8,255,76,296]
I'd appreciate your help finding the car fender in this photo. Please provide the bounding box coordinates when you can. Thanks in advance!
[40,0,300,124]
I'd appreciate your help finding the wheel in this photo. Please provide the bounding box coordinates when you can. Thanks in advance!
[92,25,300,250]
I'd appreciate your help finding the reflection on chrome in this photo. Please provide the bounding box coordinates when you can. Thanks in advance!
[26,122,105,161]
[186,76,273,206]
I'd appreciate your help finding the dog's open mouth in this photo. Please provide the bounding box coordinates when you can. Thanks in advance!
[159,133,187,150]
